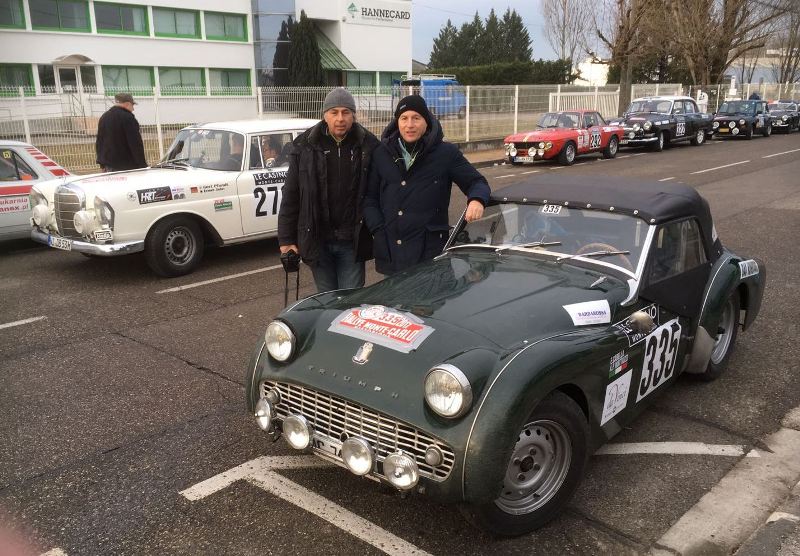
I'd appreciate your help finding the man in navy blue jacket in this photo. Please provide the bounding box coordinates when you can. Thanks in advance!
[364,95,490,275]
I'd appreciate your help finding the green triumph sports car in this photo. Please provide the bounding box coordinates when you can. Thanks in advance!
[244,175,765,536]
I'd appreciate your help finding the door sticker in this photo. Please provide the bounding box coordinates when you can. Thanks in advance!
[636,318,682,402]
[601,372,632,426]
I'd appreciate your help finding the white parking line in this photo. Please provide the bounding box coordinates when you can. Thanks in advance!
[156,264,283,294]
[762,148,800,158]
[496,174,516,179]
[617,155,631,159]
[573,162,587,166]
[631,153,646,156]
[40,549,68,556]
[521,170,540,174]
[658,177,676,182]
[182,456,432,556]
[690,160,750,174]
[549,166,567,170]
[596,442,759,457]
[0,316,47,330]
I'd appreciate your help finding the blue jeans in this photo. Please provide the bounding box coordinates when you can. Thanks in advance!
[311,241,365,293]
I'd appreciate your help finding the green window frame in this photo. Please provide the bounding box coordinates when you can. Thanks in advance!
[0,64,34,96]
[158,67,205,96]
[346,71,375,88]
[209,68,251,95]
[204,11,247,42]
[29,0,90,32]
[0,0,26,29]
[102,65,154,96]
[153,7,199,39]
[94,2,148,36]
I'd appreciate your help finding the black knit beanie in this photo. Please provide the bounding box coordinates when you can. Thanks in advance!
[394,95,432,127]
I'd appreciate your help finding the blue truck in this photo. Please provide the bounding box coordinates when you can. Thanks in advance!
[395,74,467,119]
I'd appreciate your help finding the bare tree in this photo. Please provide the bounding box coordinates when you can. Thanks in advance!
[666,0,785,87]
[541,0,589,68]
[770,10,800,88]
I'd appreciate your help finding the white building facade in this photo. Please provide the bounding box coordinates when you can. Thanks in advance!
[0,0,412,95]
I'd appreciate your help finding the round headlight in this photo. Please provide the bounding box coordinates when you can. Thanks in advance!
[643,121,652,130]
[713,121,719,129]
[739,119,746,125]
[632,123,641,131]
[383,452,419,490]
[509,147,517,157]
[528,147,536,157]
[73,210,97,236]
[424,364,472,418]
[545,141,553,149]
[729,121,737,127]
[732,127,740,135]
[32,205,50,227]
[341,437,374,476]
[782,115,788,121]
[537,149,545,156]
[265,321,295,362]
[254,398,274,431]
[283,414,312,450]
[538,141,545,149]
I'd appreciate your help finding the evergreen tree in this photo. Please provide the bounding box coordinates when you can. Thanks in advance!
[287,11,323,86]
[452,13,484,67]
[500,9,532,62]
[479,9,503,65]
[271,17,293,86]
[430,20,458,68]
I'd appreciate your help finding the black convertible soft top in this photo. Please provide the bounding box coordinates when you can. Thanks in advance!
[492,175,722,261]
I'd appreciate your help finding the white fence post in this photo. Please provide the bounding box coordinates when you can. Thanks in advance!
[465,85,470,143]
[556,84,561,111]
[153,86,164,160]
[513,85,519,134]
[257,86,263,117]
[655,83,659,96]
[746,83,750,99]
[19,87,32,144]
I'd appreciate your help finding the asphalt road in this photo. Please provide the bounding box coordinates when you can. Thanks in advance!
[1,132,799,555]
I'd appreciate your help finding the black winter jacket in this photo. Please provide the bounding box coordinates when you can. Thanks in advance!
[95,106,147,170]
[363,118,490,274]
[277,120,380,265]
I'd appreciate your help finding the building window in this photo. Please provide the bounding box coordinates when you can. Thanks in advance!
[209,68,250,94]
[0,64,34,96]
[205,12,246,41]
[346,71,375,88]
[102,66,154,95]
[254,14,293,41]
[0,0,25,28]
[30,0,90,31]
[153,7,199,38]
[37,64,56,92]
[379,72,405,88]
[159,67,205,95]
[80,65,96,91]
[252,0,295,12]
[95,2,147,35]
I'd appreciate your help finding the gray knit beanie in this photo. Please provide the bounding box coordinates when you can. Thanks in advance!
[322,87,356,114]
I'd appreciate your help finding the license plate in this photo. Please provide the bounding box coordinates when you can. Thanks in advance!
[514,156,534,163]
[310,435,341,458]
[94,229,113,241]
[48,235,72,251]
[620,139,629,145]
[719,128,729,133]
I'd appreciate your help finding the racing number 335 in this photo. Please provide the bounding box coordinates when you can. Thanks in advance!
[637,319,681,401]
[254,186,281,217]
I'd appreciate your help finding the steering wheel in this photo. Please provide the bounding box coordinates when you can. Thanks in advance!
[575,242,634,272]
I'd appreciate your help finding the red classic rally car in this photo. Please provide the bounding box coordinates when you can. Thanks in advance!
[503,111,624,166]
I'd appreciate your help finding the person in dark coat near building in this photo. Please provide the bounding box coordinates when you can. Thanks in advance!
[277,87,380,292]
[363,95,490,275]
[95,92,147,172]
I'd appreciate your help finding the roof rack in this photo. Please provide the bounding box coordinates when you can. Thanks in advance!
[401,73,457,81]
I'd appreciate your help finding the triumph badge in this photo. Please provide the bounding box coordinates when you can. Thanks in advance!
[352,342,373,365]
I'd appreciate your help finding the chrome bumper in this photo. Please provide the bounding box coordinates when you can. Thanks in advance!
[31,228,144,256]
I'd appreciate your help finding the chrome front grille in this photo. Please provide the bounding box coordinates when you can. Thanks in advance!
[54,186,84,238]
[262,381,455,481]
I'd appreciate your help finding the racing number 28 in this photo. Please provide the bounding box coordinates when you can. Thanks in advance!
[254,186,281,217]
[636,319,681,402]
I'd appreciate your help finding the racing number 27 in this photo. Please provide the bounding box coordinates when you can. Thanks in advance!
[636,319,681,402]
[254,186,281,217]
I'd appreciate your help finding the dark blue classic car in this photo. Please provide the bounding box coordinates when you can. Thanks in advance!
[245,176,765,535]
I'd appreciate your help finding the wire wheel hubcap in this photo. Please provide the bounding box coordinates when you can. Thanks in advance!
[697,129,704,143]
[609,139,618,155]
[495,419,571,515]
[164,226,196,265]
[566,145,575,162]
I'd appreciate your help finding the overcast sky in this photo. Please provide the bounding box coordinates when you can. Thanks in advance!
[411,0,555,64]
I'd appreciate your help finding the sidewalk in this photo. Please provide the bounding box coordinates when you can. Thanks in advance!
[463,148,506,168]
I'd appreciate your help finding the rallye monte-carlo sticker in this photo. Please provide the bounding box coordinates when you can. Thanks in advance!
[328,305,435,353]
[254,171,288,186]
[613,303,660,346]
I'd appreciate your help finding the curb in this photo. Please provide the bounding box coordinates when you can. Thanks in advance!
[650,414,800,556]
[735,481,800,556]
[470,158,506,169]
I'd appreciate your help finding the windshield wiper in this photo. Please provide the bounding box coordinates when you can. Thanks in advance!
[556,249,630,264]
[495,240,562,254]
[152,157,191,169]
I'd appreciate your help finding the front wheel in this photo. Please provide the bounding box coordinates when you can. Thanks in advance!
[558,142,576,165]
[460,392,589,536]
[762,123,772,137]
[651,131,665,152]
[602,136,619,159]
[690,128,706,146]
[696,293,740,382]
[145,215,205,277]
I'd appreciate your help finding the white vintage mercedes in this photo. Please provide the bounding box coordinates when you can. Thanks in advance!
[29,119,317,276]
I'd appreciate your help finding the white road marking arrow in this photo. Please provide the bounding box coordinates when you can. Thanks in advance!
[180,456,432,556]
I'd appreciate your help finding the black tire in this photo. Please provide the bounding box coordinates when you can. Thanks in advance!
[690,128,706,146]
[745,126,753,140]
[762,123,772,137]
[651,131,666,152]
[459,391,589,536]
[695,293,740,382]
[557,142,577,165]
[602,136,619,159]
[145,215,205,277]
